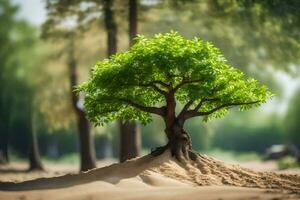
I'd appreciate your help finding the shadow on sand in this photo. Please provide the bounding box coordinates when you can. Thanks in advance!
[0,154,156,191]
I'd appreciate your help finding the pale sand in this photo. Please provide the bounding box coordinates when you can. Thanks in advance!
[0,151,299,200]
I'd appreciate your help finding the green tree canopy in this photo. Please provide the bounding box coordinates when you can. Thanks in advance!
[78,32,272,126]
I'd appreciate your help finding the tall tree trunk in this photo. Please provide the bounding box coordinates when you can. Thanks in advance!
[0,114,10,164]
[103,0,140,162]
[69,41,96,171]
[0,125,9,164]
[104,0,117,57]
[28,111,44,171]
[119,121,141,162]
[0,130,9,164]
[117,0,141,162]
[129,0,138,46]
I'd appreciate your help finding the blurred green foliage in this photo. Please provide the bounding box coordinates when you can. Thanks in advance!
[212,112,284,153]
[284,89,300,148]
[278,156,300,170]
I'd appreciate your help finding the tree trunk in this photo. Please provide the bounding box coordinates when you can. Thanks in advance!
[151,93,194,161]
[104,0,117,56]
[69,42,96,171]
[0,128,9,164]
[152,120,193,161]
[119,121,141,162]
[117,0,141,162]
[0,149,8,164]
[28,112,44,171]
[0,117,10,164]
[77,111,96,171]
[129,0,138,46]
[103,0,140,162]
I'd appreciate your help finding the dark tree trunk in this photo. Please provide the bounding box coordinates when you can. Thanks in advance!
[103,0,140,162]
[104,0,117,56]
[117,0,141,162]
[119,121,141,162]
[151,93,194,161]
[28,112,44,171]
[69,42,96,171]
[0,147,9,164]
[0,119,10,164]
[129,0,138,46]
[0,128,9,164]
[151,121,193,161]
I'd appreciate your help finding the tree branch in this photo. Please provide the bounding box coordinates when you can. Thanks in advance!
[151,80,171,89]
[177,100,194,119]
[183,101,260,120]
[117,98,165,116]
[173,79,202,92]
[193,98,220,111]
[139,82,167,96]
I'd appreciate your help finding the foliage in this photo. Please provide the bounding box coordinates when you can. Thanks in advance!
[204,148,261,163]
[284,88,300,147]
[185,117,213,150]
[78,32,271,126]
[208,0,300,73]
[278,156,300,170]
[212,111,284,153]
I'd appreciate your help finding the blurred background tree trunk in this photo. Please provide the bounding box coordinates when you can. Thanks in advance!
[28,109,44,171]
[68,40,97,171]
[103,0,141,162]
[0,128,9,164]
[118,0,141,162]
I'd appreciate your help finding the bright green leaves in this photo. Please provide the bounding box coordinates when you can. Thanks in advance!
[77,31,272,125]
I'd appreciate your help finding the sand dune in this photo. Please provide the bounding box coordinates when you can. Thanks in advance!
[0,151,299,200]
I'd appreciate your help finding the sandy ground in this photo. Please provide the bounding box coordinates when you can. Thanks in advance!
[0,153,299,200]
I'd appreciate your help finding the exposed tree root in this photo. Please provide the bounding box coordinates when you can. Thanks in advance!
[149,149,300,194]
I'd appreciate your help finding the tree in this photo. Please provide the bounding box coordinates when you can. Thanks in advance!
[68,38,97,171]
[77,32,271,160]
[27,98,44,170]
[44,0,143,162]
[0,0,18,164]
[119,0,140,162]
[0,0,45,169]
[42,11,97,170]
[207,0,300,73]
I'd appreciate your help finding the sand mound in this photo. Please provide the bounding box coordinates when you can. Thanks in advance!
[145,151,300,193]
[0,151,299,194]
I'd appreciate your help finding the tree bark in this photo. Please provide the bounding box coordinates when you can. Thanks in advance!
[151,120,193,161]
[69,41,96,171]
[151,92,193,161]
[119,121,141,162]
[0,147,8,164]
[117,0,141,162]
[129,0,138,46]
[104,0,117,56]
[103,0,140,162]
[28,111,44,171]
[0,129,9,164]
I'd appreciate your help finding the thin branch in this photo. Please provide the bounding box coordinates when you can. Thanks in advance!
[117,98,165,116]
[183,101,260,120]
[193,98,220,111]
[151,80,171,89]
[173,79,202,92]
[139,83,167,96]
[177,100,194,119]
